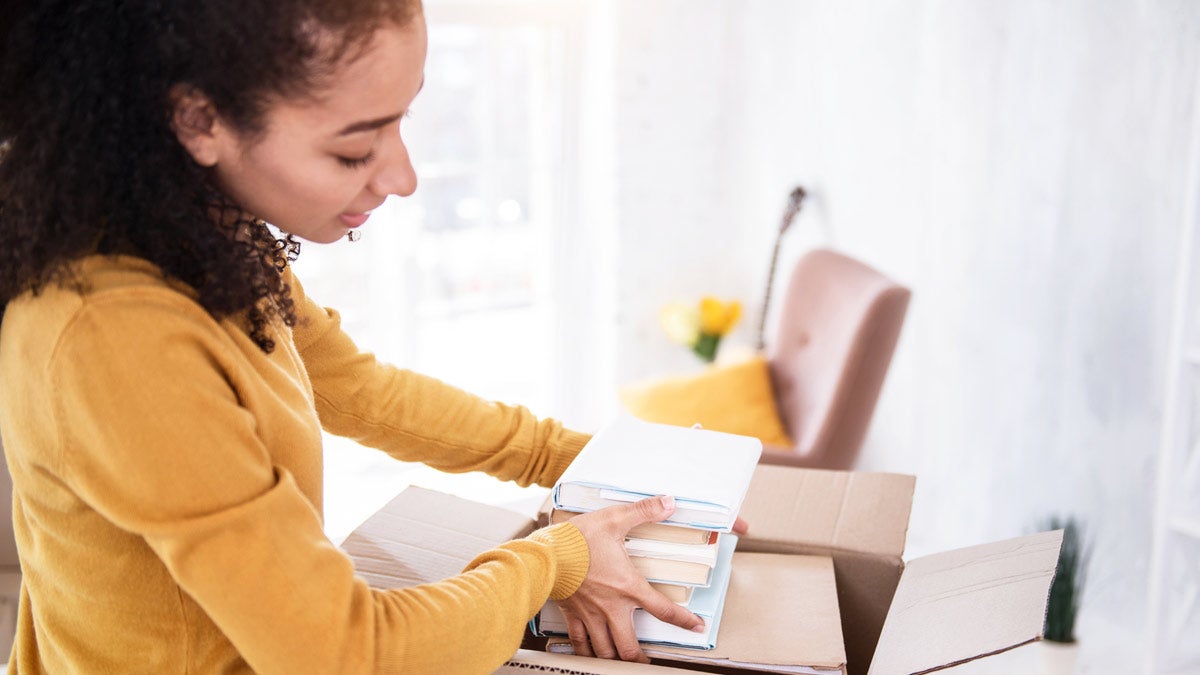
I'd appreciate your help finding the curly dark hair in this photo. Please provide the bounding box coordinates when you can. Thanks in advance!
[0,0,418,351]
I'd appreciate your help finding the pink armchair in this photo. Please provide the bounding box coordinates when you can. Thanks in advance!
[761,249,910,469]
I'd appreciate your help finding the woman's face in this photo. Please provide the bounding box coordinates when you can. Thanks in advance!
[200,19,428,244]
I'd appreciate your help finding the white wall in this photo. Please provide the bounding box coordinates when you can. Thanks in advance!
[607,0,1200,669]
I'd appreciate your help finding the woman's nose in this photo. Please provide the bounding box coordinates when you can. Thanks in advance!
[369,138,417,198]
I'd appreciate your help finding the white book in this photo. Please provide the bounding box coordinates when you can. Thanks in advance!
[553,414,762,532]
[649,582,694,604]
[551,509,718,546]
[625,533,725,586]
[625,536,720,565]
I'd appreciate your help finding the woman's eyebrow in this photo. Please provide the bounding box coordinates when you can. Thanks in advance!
[335,77,425,136]
[337,113,403,136]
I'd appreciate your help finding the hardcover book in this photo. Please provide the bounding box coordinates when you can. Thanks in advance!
[553,414,762,533]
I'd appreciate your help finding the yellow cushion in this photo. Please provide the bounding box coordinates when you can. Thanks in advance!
[619,355,794,448]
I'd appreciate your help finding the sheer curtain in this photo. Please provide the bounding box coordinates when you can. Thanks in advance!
[293,1,605,544]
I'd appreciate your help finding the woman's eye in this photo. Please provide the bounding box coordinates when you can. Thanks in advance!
[337,149,376,169]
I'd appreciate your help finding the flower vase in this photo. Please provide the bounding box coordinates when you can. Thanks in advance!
[1037,640,1080,675]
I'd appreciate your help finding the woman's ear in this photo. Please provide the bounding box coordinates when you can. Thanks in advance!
[169,84,221,167]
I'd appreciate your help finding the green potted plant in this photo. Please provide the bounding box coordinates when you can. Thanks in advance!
[1039,515,1088,673]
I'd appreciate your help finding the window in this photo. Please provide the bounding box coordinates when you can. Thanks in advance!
[293,1,606,543]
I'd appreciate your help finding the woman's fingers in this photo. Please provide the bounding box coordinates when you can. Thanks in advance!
[605,607,650,664]
[637,581,705,632]
[608,495,676,536]
[732,515,749,535]
[582,616,618,660]
[565,615,592,657]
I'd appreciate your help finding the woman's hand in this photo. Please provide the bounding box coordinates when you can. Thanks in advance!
[557,495,704,663]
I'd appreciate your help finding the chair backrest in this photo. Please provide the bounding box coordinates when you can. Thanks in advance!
[764,249,910,469]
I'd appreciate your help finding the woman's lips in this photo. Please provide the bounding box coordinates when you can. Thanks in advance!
[339,212,370,228]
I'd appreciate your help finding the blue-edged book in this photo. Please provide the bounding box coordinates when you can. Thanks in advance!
[535,533,738,649]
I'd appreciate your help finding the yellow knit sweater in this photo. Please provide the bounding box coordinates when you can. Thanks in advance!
[0,254,591,674]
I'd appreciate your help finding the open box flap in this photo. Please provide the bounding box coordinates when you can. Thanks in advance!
[497,649,695,674]
[738,466,914,558]
[867,530,1063,675]
[646,551,847,670]
[340,486,537,590]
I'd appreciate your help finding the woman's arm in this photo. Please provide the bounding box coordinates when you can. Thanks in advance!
[49,292,588,674]
[287,269,588,487]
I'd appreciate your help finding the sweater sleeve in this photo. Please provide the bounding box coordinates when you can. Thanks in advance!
[286,269,589,487]
[49,292,589,674]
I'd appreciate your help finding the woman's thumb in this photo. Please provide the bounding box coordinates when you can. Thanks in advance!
[620,495,676,532]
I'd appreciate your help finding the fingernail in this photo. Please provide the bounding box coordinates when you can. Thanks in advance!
[660,495,675,510]
[691,618,707,633]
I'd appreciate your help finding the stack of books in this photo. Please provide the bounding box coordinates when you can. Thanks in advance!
[540,511,738,648]
[550,509,724,602]
[535,414,762,650]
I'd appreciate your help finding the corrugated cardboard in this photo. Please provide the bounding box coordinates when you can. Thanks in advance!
[544,551,847,673]
[340,486,536,589]
[618,552,845,672]
[497,650,696,674]
[734,466,913,673]
[340,466,1062,675]
[867,530,1063,674]
[737,467,913,559]
[735,466,1061,675]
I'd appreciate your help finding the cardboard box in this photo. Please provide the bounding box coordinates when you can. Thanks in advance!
[543,551,848,673]
[340,465,1062,675]
[724,466,1061,674]
[496,650,698,674]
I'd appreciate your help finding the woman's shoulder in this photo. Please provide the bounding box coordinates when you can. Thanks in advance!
[18,252,200,305]
[2,253,217,348]
[72,253,201,301]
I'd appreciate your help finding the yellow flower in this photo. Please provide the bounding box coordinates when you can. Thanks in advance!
[660,301,701,346]
[699,297,742,337]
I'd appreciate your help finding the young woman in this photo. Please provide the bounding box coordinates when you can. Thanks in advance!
[0,1,717,672]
